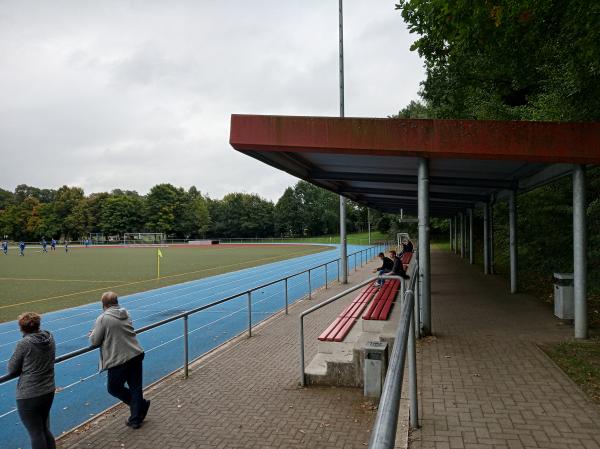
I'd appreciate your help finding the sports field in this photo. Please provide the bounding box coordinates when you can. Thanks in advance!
[0,244,328,323]
[0,243,384,449]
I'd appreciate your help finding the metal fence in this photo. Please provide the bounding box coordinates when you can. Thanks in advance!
[0,243,388,386]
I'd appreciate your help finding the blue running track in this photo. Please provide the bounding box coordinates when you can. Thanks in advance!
[0,243,381,449]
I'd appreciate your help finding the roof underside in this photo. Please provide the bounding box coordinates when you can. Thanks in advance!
[230,115,600,215]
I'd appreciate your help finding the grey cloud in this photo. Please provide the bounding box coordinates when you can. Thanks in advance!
[0,1,424,201]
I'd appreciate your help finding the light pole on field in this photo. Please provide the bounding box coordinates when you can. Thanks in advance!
[338,0,348,284]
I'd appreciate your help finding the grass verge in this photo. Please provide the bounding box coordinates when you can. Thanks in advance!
[541,338,600,404]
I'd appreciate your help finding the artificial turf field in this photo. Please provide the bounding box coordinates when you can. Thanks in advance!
[0,244,328,323]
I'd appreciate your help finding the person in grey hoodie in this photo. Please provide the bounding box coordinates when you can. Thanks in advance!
[7,312,56,449]
[89,291,150,429]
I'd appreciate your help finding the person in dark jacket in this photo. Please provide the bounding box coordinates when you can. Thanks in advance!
[401,239,414,254]
[7,312,56,449]
[389,250,410,280]
[373,252,394,286]
[89,291,150,429]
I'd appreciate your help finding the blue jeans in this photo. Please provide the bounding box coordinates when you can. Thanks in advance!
[376,269,386,286]
[107,353,146,425]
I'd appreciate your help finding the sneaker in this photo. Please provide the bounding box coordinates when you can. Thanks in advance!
[141,399,151,422]
[126,420,141,429]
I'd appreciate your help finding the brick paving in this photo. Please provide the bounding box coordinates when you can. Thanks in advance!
[58,262,381,449]
[410,250,600,449]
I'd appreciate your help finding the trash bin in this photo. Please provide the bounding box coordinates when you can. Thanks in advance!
[553,273,574,319]
[364,341,388,398]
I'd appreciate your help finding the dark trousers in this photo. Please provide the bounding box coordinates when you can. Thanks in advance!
[17,391,56,449]
[107,353,146,425]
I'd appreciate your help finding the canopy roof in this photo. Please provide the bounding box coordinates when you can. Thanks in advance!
[230,114,600,214]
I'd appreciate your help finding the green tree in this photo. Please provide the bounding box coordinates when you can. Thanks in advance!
[100,195,146,235]
[145,184,180,235]
[396,0,600,121]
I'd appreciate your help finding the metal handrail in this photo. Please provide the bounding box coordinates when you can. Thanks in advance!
[369,254,420,448]
[0,243,387,385]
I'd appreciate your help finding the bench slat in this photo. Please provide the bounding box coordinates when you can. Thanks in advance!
[318,283,378,341]
[370,280,398,319]
[362,279,401,320]
[377,281,400,320]
[362,282,392,320]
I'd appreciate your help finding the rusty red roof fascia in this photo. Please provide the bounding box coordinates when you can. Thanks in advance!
[230,114,600,164]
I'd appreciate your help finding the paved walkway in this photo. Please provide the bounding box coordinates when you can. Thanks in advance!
[410,250,600,449]
[58,262,381,449]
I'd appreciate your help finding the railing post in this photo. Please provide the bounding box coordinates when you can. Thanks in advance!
[308,269,312,299]
[354,252,357,271]
[325,264,328,289]
[285,277,289,314]
[183,315,189,379]
[247,292,252,337]
[337,259,340,281]
[408,303,419,429]
[299,315,305,386]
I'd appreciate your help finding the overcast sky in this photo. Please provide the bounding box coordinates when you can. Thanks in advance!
[0,1,424,201]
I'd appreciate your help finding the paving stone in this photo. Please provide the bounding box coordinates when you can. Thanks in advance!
[409,250,600,449]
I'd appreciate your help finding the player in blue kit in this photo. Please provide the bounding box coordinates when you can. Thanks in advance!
[50,238,57,251]
[2,240,7,255]
[19,241,25,256]
[41,238,48,253]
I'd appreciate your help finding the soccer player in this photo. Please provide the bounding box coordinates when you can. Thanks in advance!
[41,238,48,253]
[64,241,69,253]
[19,241,25,256]
[50,238,56,251]
[2,240,8,255]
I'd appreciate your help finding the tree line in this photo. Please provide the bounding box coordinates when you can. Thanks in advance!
[0,181,398,241]
[395,0,600,325]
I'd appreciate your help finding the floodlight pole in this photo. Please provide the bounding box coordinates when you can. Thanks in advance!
[338,0,348,284]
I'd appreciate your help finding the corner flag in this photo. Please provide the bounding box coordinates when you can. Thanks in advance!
[157,248,163,279]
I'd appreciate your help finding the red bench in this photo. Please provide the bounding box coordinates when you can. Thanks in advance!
[362,279,401,320]
[318,283,379,342]
[401,251,413,271]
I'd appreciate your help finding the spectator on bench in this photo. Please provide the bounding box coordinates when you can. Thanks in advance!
[389,250,410,280]
[400,239,414,254]
[373,252,394,286]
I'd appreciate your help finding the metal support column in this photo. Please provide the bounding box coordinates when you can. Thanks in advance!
[509,191,518,293]
[453,215,458,253]
[418,158,431,335]
[368,208,371,245]
[468,208,474,265]
[483,203,490,274]
[459,212,466,259]
[449,219,453,251]
[489,198,495,274]
[573,165,587,339]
